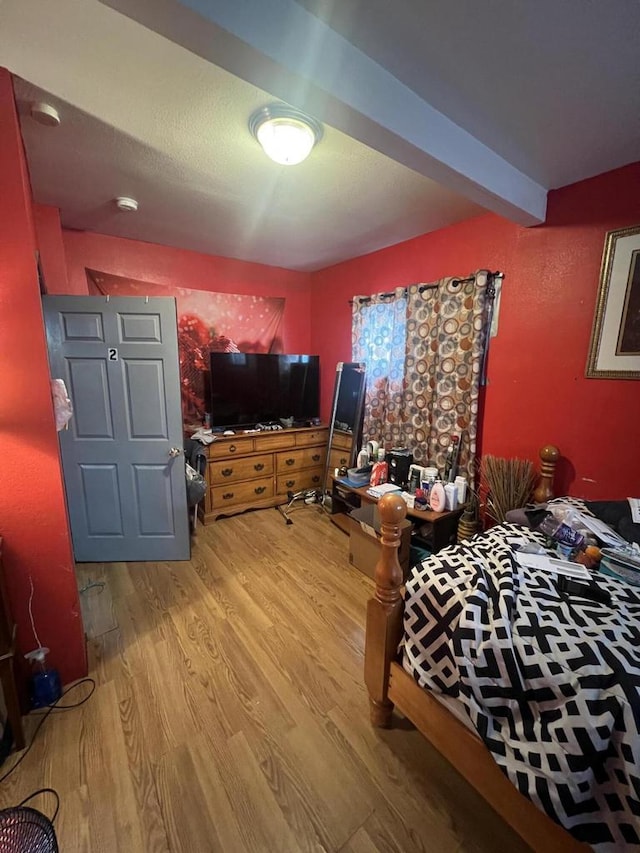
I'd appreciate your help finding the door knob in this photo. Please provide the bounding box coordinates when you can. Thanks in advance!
[169,447,183,457]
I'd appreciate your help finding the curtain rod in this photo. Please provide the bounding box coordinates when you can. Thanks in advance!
[349,271,503,305]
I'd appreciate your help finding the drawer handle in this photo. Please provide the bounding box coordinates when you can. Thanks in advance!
[340,457,347,465]
[254,486,266,495]
[312,454,320,462]
[254,463,265,471]
[285,458,295,466]
[286,479,295,488]
[221,468,233,477]
[229,444,237,453]
[312,475,320,483]
[222,492,234,500]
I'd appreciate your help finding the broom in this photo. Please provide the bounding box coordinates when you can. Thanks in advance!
[481,455,536,524]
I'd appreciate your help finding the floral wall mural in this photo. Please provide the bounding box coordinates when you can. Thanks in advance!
[87,269,285,421]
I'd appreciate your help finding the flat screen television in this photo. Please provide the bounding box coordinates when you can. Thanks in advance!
[209,353,320,429]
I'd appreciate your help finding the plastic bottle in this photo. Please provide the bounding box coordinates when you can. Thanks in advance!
[444,483,458,511]
[356,446,369,468]
[429,482,446,512]
[537,513,586,550]
[25,647,61,709]
[454,475,467,505]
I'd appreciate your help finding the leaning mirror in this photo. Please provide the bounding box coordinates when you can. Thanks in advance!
[322,362,366,496]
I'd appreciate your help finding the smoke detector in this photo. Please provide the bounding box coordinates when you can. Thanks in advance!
[30,102,60,127]
[114,196,139,212]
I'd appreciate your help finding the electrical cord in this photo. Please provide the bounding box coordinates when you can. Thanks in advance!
[16,787,60,823]
[0,677,95,785]
[78,579,105,595]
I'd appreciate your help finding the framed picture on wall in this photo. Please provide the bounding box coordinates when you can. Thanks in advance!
[586,224,640,379]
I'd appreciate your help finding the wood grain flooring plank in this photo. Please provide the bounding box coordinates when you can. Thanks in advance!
[154,744,230,853]
[86,626,132,687]
[326,703,457,838]
[340,827,380,853]
[118,691,172,853]
[205,728,307,853]
[51,784,92,853]
[77,564,117,638]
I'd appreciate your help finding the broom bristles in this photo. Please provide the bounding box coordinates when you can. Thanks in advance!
[481,455,536,523]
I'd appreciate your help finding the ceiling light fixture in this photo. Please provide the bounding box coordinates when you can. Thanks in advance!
[249,104,323,166]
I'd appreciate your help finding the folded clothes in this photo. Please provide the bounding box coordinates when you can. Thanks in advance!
[190,428,217,445]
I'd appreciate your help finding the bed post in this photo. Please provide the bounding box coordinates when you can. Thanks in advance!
[532,444,559,503]
[364,492,407,728]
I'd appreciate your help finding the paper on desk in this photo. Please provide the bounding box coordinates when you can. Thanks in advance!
[366,483,402,498]
[514,550,590,579]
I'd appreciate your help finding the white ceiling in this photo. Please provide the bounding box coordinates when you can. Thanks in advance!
[1,0,639,272]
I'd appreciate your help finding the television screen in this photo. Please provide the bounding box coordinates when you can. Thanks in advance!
[209,353,320,428]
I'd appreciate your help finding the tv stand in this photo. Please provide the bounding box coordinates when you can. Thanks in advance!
[197,425,328,522]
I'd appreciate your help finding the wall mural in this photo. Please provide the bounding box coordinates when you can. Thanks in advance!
[87,269,285,420]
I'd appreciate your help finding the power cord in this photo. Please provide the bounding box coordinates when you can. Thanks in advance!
[15,788,60,823]
[78,579,105,595]
[0,677,96,785]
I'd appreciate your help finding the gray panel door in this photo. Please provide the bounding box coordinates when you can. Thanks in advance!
[43,296,189,562]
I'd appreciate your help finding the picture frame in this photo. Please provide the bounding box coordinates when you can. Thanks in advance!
[586,224,640,379]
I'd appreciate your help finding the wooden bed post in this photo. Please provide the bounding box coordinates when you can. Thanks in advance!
[532,444,559,503]
[364,492,407,728]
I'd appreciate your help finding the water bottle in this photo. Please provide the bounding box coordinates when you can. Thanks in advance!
[25,647,62,709]
[537,514,586,550]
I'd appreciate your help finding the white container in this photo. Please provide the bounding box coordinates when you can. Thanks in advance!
[356,448,369,468]
[444,483,458,511]
[454,475,467,505]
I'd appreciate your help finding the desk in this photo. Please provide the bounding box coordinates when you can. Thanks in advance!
[331,478,463,554]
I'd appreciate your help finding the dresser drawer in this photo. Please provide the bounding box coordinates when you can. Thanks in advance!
[331,430,354,452]
[209,454,273,485]
[211,476,274,509]
[295,428,328,447]
[276,468,323,495]
[328,447,351,472]
[208,437,255,459]
[276,446,326,473]
[253,432,296,452]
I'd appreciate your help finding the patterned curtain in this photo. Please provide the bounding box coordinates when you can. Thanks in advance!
[403,271,491,487]
[352,289,407,448]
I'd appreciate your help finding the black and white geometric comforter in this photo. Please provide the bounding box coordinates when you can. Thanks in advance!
[402,510,640,850]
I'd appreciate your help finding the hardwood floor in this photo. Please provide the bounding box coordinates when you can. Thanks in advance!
[0,505,531,852]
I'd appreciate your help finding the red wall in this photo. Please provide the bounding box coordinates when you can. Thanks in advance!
[33,204,69,293]
[311,163,640,500]
[60,231,313,355]
[0,69,86,686]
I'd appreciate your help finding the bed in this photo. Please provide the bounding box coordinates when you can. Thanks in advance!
[364,447,640,852]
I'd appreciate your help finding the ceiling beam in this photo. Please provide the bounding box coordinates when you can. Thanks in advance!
[101,0,546,225]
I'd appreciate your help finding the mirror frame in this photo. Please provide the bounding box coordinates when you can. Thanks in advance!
[322,361,366,497]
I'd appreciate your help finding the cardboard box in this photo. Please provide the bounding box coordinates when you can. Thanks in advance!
[348,503,412,581]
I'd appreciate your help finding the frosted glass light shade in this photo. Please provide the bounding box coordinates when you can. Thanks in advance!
[250,105,323,166]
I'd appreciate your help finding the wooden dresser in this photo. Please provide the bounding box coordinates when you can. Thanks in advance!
[202,426,328,522]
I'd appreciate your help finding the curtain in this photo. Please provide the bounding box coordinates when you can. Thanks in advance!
[352,288,407,448]
[403,271,490,487]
